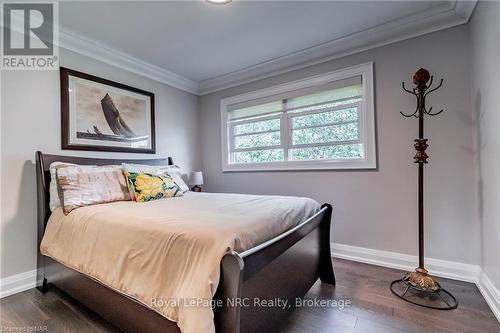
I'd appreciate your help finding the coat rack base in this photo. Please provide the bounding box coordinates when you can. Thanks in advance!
[390,269,458,310]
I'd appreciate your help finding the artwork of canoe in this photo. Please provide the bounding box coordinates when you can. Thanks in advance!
[76,93,149,143]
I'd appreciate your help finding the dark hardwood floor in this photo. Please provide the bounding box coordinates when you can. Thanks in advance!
[1,259,499,333]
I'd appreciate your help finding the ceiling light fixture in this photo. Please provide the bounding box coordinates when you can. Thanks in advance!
[207,0,232,5]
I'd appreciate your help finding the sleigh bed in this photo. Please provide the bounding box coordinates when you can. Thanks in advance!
[35,151,335,333]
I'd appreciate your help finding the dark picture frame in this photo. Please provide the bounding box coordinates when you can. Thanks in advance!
[60,67,156,154]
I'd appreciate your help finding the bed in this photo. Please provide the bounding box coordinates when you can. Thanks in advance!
[35,151,335,333]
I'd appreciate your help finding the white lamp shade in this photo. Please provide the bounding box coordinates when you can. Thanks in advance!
[188,171,204,186]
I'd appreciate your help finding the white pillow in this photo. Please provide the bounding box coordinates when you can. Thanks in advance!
[122,163,189,192]
[49,161,74,211]
[165,166,189,192]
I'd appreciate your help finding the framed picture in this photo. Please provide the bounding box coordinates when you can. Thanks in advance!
[60,67,155,153]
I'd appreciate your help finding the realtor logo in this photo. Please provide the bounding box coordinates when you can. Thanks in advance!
[1,1,59,70]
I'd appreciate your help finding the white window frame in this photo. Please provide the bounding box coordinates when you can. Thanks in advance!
[220,62,376,172]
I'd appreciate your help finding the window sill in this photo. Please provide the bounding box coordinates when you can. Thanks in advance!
[222,159,377,172]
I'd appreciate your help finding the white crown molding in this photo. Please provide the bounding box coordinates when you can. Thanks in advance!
[0,269,37,299]
[58,27,200,95]
[198,0,478,95]
[453,0,478,20]
[331,242,500,323]
[4,9,198,93]
[11,0,475,95]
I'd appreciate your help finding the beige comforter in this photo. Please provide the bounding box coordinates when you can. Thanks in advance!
[40,192,320,333]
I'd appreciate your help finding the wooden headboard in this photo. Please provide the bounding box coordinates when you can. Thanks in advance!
[35,151,174,280]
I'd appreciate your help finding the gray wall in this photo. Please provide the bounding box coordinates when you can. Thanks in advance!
[1,19,487,281]
[0,48,201,278]
[470,2,500,291]
[199,26,480,265]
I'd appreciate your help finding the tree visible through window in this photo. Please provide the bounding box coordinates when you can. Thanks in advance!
[221,63,376,171]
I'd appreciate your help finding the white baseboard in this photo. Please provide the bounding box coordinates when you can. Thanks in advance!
[0,269,37,298]
[331,242,481,282]
[331,242,499,322]
[477,271,500,322]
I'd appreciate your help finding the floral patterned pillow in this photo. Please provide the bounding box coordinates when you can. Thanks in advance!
[125,171,183,202]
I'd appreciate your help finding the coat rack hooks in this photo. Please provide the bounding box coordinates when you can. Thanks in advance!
[400,72,444,118]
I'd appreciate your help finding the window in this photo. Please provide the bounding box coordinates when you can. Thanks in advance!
[221,63,376,171]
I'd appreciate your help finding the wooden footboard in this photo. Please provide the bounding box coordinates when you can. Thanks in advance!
[35,151,335,333]
[216,204,334,333]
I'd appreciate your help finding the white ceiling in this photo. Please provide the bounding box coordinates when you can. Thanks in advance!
[59,1,476,94]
